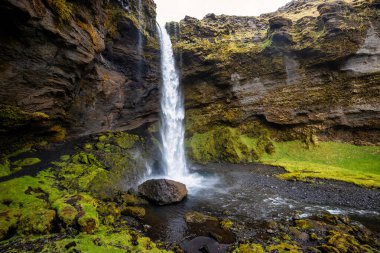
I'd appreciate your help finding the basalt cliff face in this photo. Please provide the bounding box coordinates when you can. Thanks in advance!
[170,0,380,146]
[0,0,160,153]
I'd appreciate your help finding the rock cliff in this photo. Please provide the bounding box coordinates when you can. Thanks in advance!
[0,0,160,154]
[170,0,380,146]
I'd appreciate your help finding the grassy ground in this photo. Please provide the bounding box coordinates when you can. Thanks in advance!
[261,141,380,188]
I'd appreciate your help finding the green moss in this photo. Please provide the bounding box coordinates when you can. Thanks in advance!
[114,132,139,149]
[120,193,140,206]
[261,141,380,188]
[233,243,265,253]
[0,105,31,129]
[185,211,218,224]
[46,0,73,23]
[53,194,99,234]
[295,219,311,230]
[266,243,302,252]
[0,159,11,177]
[0,169,63,238]
[18,209,56,235]
[41,226,170,252]
[49,125,66,142]
[186,126,274,164]
[84,143,93,150]
[60,155,70,161]
[220,219,233,230]
[53,152,109,193]
[122,206,146,219]
[0,209,21,240]
[97,202,120,226]
[98,135,108,142]
[12,158,41,167]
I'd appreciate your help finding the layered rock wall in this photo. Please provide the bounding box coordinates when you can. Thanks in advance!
[0,0,161,153]
[171,0,380,145]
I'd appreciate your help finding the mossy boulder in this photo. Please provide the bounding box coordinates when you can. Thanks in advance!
[19,209,56,235]
[53,194,99,234]
[138,179,188,205]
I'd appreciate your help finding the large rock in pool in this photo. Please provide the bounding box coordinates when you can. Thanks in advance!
[138,179,188,205]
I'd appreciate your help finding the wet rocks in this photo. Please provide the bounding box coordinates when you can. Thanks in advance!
[138,179,188,205]
[185,211,236,244]
[185,211,218,224]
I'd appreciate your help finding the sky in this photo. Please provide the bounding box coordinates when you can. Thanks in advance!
[155,0,291,23]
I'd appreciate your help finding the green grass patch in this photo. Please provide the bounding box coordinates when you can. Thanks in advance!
[261,141,380,188]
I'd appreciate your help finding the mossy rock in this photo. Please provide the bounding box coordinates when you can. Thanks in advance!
[186,126,275,163]
[97,202,121,225]
[233,243,265,253]
[295,219,312,230]
[53,193,99,234]
[114,132,140,149]
[0,209,21,240]
[122,206,146,219]
[19,208,56,235]
[12,157,41,167]
[185,211,218,224]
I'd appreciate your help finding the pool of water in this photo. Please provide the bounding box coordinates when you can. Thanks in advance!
[142,163,380,244]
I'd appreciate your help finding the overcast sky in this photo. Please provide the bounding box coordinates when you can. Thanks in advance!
[155,0,291,23]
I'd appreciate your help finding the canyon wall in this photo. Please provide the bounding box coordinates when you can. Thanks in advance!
[170,0,380,146]
[0,0,160,153]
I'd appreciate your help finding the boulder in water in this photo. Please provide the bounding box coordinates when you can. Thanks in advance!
[138,179,187,205]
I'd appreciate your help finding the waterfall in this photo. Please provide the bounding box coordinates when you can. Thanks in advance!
[157,24,188,179]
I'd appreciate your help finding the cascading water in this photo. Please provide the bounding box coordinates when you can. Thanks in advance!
[152,24,213,190]
[157,24,188,178]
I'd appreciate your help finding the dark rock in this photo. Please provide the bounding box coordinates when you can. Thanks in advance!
[65,242,77,250]
[0,0,160,152]
[138,179,188,205]
[181,237,228,253]
[269,17,293,31]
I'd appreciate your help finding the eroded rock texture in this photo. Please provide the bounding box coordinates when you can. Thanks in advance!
[0,0,160,153]
[171,0,380,145]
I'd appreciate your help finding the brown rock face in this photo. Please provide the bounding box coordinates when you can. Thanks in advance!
[0,0,160,149]
[172,0,380,145]
[138,179,188,205]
